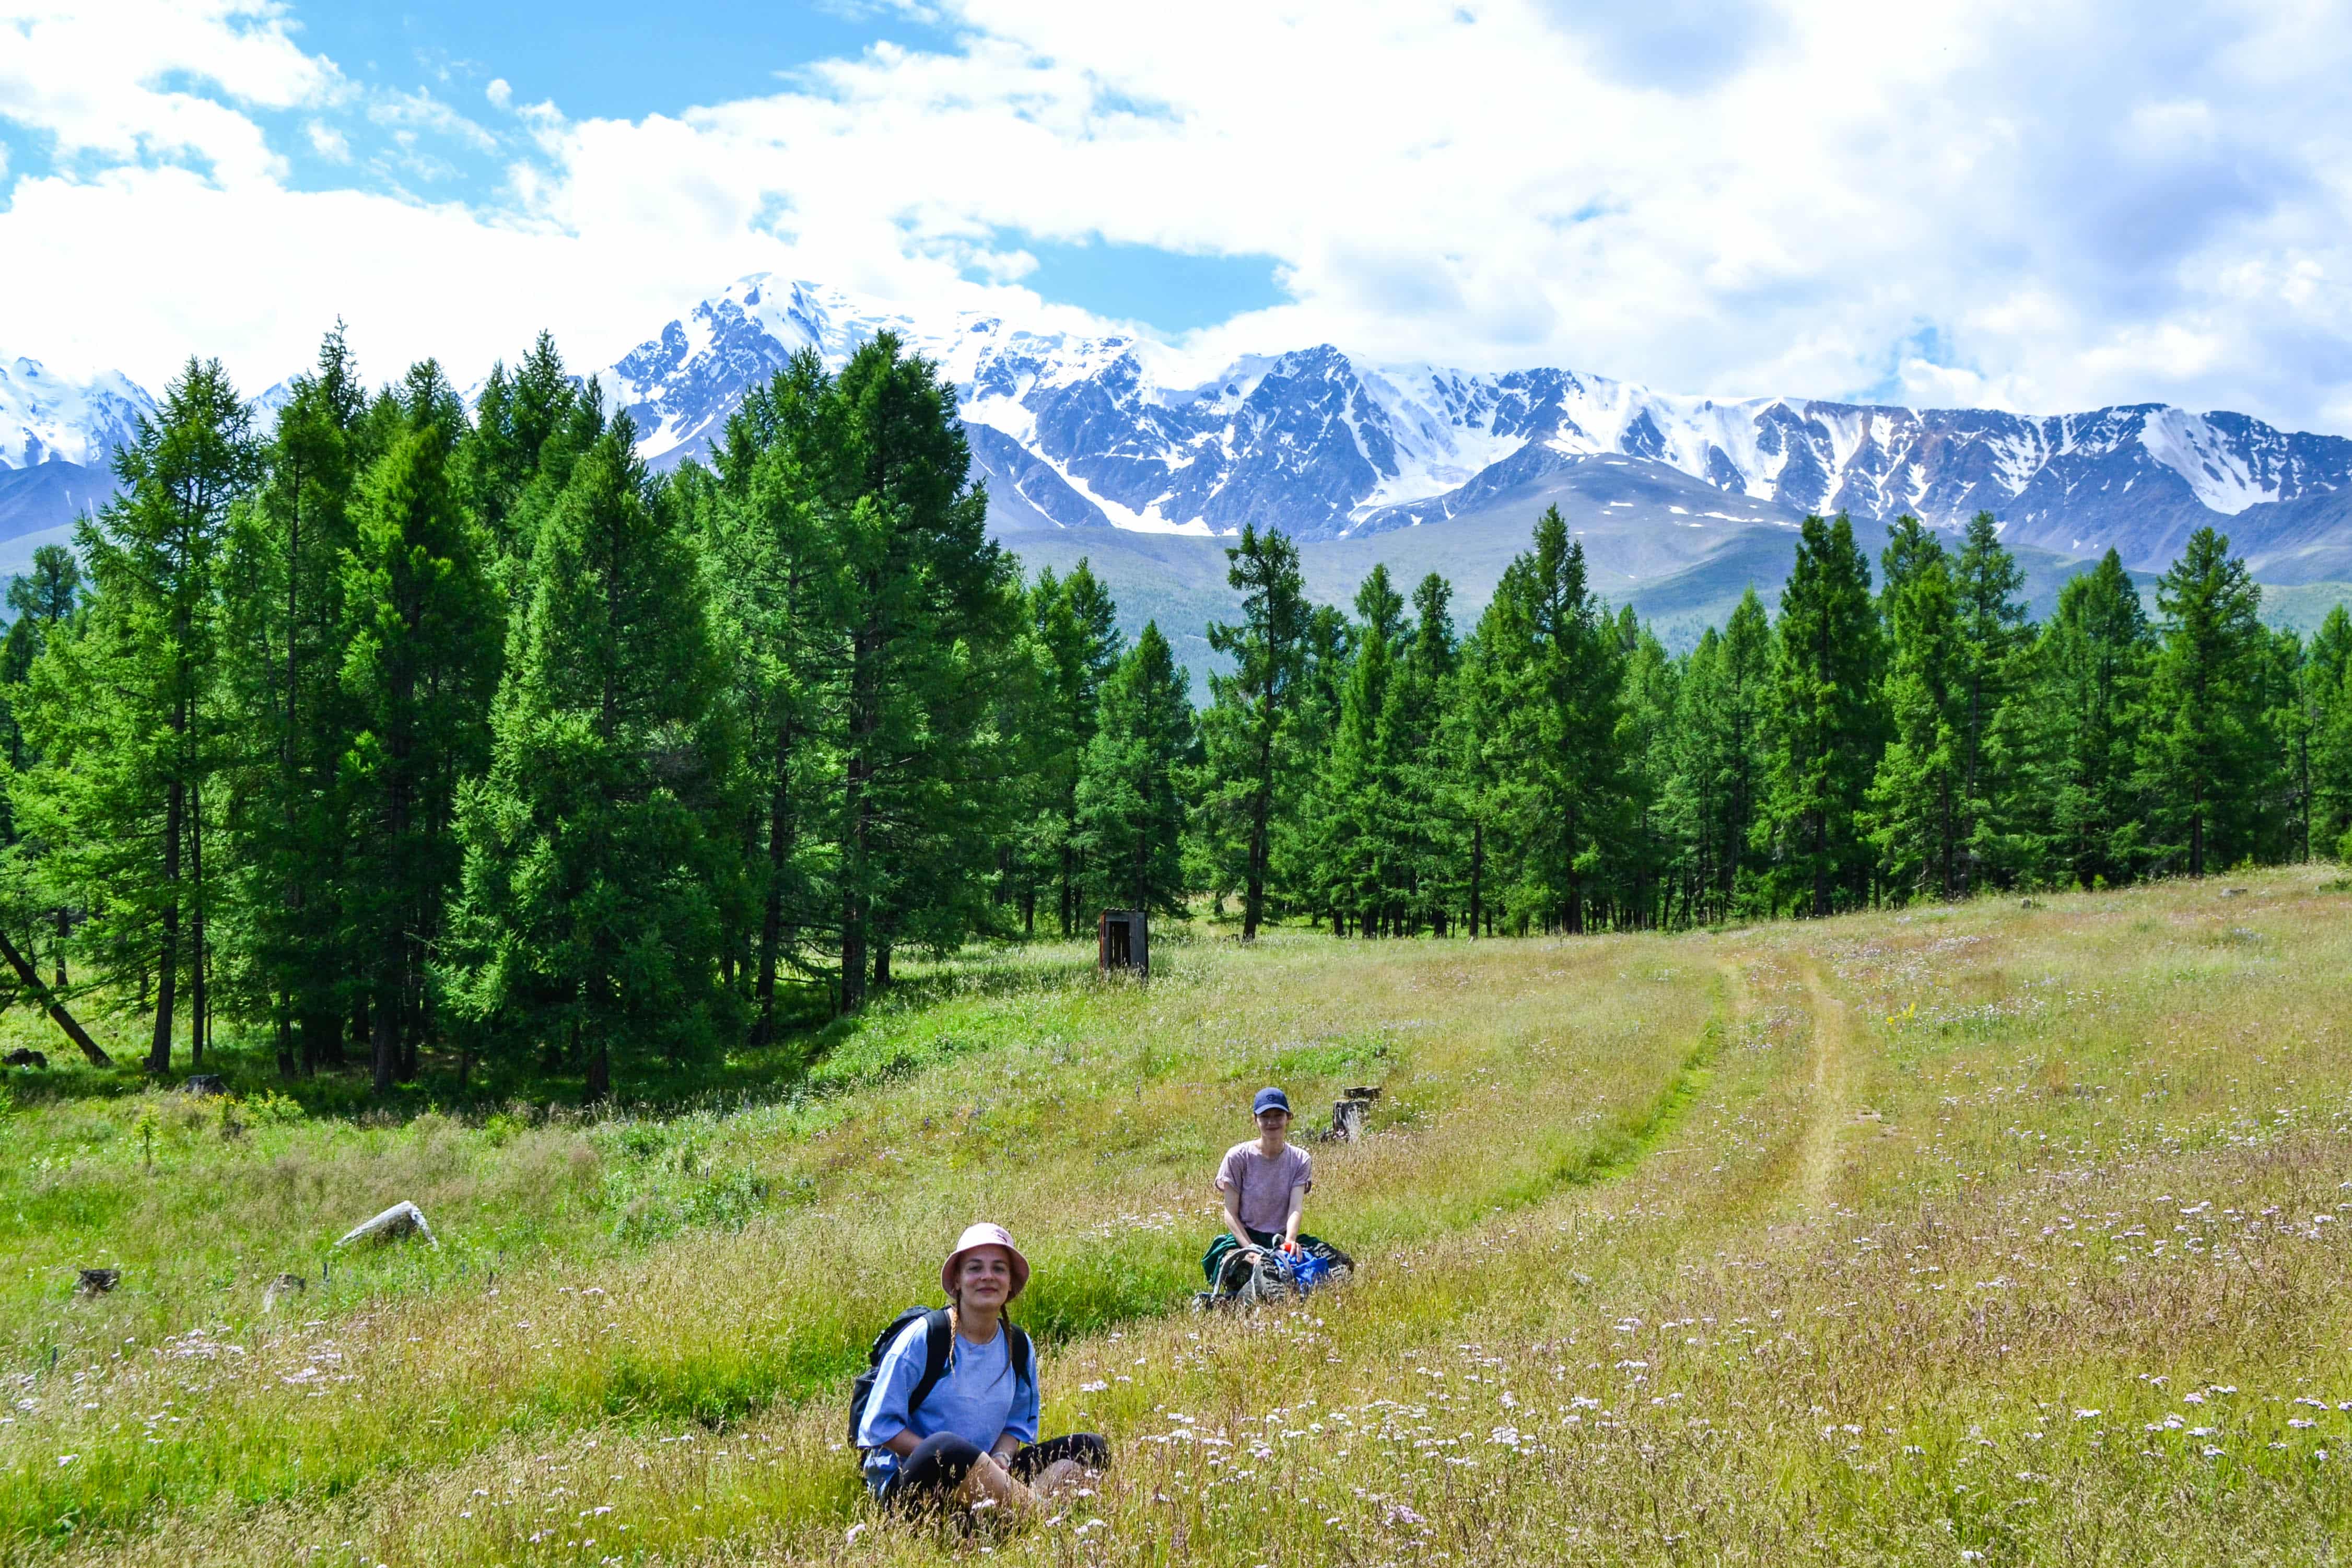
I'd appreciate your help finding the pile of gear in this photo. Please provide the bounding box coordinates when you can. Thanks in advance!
[1196,1234,1354,1309]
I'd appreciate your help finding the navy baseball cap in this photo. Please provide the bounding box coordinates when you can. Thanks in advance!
[1253,1086,1292,1116]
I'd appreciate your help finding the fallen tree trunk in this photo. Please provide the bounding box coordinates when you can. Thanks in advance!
[0,927,111,1067]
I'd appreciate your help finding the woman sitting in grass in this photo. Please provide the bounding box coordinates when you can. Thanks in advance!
[855,1223,1107,1518]
[1201,1087,1348,1295]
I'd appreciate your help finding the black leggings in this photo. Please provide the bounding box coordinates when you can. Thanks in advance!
[882,1432,1109,1507]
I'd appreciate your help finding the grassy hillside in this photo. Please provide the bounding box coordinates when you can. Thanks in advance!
[4,869,2351,1562]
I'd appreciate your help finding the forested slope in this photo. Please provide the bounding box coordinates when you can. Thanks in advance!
[1,330,2349,1109]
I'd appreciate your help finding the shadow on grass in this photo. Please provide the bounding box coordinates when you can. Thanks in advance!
[0,940,1114,1127]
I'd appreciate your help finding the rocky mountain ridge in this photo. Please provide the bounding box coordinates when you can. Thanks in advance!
[9,276,2352,592]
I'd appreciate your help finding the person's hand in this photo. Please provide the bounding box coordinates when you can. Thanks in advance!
[1281,1239,1300,1255]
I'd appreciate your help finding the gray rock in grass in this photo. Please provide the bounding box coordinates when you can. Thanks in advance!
[335,1201,438,1248]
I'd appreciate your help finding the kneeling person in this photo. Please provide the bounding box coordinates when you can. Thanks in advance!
[1202,1087,1349,1296]
[853,1223,1107,1517]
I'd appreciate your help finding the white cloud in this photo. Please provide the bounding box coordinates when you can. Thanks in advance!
[2,0,2350,435]
[305,119,348,161]
[368,87,498,153]
[0,0,336,184]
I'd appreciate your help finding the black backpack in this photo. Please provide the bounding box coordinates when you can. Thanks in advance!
[848,1307,1035,1446]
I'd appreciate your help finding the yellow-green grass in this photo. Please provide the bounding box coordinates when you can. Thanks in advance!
[1,925,1710,1552]
[6,870,2352,1563]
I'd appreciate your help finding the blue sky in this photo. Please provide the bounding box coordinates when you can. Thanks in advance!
[3,1,2348,433]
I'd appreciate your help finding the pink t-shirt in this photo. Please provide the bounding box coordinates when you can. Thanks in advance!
[1216,1140,1313,1234]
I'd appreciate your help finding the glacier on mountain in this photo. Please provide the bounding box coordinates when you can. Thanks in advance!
[0,358,155,470]
[7,273,2351,581]
[589,275,2352,569]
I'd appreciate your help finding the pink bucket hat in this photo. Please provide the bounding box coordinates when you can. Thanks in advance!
[942,1222,1031,1301]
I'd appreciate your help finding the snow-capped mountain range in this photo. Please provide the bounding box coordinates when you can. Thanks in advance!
[596,277,2352,577]
[0,357,155,469]
[9,274,2352,589]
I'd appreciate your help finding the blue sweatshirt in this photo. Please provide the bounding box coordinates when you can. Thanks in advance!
[855,1317,1038,1492]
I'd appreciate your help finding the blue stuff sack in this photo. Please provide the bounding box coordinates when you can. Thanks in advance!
[1286,1249,1332,1291]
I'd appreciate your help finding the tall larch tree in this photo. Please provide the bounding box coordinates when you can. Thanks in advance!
[1324,565,1406,934]
[2141,528,2273,876]
[449,413,734,1098]
[693,350,840,1042]
[1758,512,1884,916]
[1482,505,1623,934]
[2306,604,2352,860]
[2015,552,2153,886]
[217,329,368,1075]
[17,360,253,1072]
[1867,525,1965,899]
[1199,524,1309,939]
[339,365,503,1093]
[1075,620,1197,915]
[821,335,1023,1007]
[1950,511,2030,888]
[1380,572,1459,933]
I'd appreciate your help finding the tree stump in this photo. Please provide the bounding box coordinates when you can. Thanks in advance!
[1331,1098,1368,1143]
[3,1049,48,1069]
[182,1075,227,1096]
[263,1273,307,1313]
[76,1268,119,1296]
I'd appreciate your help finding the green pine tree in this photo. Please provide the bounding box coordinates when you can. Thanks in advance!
[16,359,254,1072]
[689,350,839,1042]
[1950,512,2030,888]
[338,364,503,1093]
[1075,621,1197,915]
[1866,529,1965,900]
[1380,572,1460,933]
[448,413,734,1098]
[2014,552,2153,886]
[1664,587,1771,923]
[821,335,1024,1005]
[1027,561,1122,934]
[1614,609,1678,929]
[2141,528,2273,876]
[1324,565,1406,935]
[216,327,369,1075]
[0,544,85,996]
[1758,513,1884,917]
[2307,604,2352,860]
[1479,505,1623,934]
[1199,524,1309,939]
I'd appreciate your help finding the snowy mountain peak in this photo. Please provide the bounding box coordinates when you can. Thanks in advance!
[8,279,2351,581]
[0,357,155,470]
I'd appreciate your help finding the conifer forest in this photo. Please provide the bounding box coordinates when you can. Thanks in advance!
[5,331,2350,1098]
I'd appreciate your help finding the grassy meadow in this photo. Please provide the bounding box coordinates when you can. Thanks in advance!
[3,869,2351,1563]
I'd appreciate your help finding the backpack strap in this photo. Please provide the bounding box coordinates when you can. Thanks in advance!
[903,1307,954,1420]
[1005,1323,1034,1390]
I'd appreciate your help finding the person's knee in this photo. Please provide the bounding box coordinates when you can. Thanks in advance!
[905,1431,986,1487]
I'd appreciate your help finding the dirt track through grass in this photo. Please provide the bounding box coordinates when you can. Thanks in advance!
[1796,962,1856,1212]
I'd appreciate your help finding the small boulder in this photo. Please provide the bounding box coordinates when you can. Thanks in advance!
[3,1048,48,1069]
[335,1200,437,1249]
[182,1074,227,1096]
[2222,887,2250,897]
[76,1268,119,1297]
